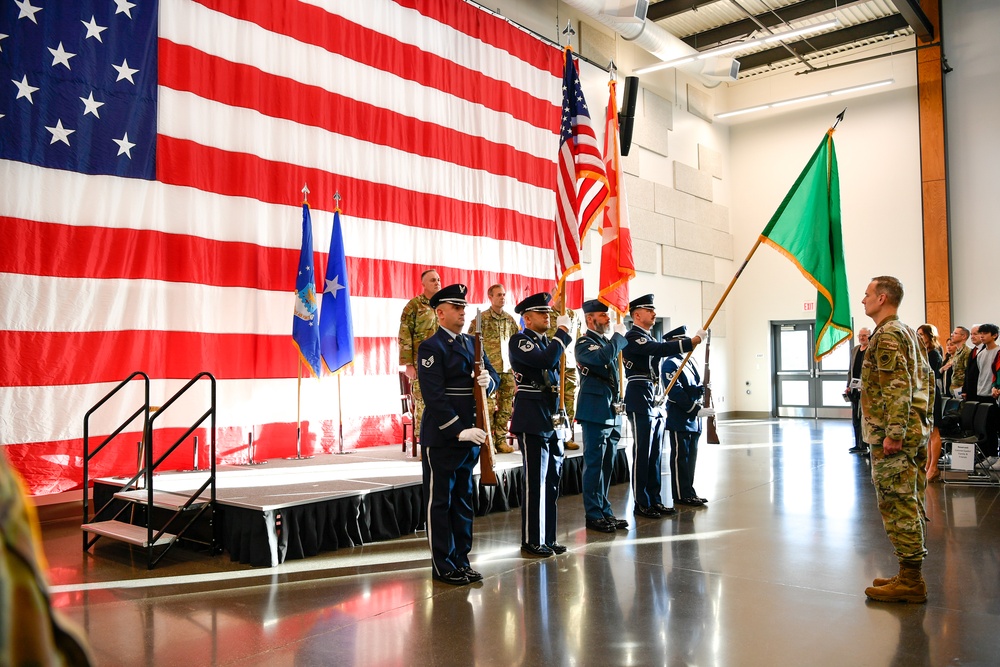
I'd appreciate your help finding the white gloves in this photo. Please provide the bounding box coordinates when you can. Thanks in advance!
[697,407,716,418]
[475,369,491,388]
[613,322,628,336]
[458,428,488,444]
[695,329,709,341]
[556,315,571,329]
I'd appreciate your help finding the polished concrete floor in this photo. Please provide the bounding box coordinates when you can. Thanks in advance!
[39,419,1000,666]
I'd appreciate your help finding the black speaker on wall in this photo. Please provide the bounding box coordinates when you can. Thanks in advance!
[620,76,639,156]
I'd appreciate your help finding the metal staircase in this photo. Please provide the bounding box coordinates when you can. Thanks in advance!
[82,372,219,568]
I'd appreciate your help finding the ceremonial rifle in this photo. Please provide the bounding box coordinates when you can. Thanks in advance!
[474,310,498,485]
[703,329,720,444]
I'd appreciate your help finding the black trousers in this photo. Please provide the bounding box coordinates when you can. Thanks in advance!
[517,432,563,546]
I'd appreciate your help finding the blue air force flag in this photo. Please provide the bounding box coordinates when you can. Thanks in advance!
[319,209,355,374]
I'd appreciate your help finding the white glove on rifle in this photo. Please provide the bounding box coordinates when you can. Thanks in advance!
[458,428,488,444]
[697,407,716,418]
[613,322,628,336]
[475,369,491,388]
[556,315,571,330]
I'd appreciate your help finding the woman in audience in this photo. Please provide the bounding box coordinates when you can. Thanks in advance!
[941,337,957,394]
[918,324,944,482]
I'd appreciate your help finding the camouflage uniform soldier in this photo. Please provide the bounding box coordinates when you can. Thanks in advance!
[860,275,932,604]
[548,306,579,449]
[468,284,519,453]
[399,269,441,440]
[943,325,971,395]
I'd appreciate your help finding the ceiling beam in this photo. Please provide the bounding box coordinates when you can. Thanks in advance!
[734,14,910,71]
[893,0,935,42]
[646,0,717,22]
[681,0,869,49]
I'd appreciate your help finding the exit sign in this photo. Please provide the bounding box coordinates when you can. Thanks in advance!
[804,302,815,312]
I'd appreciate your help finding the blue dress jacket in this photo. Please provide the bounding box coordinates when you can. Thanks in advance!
[574,329,627,426]
[661,355,704,433]
[508,327,572,434]
[622,326,694,413]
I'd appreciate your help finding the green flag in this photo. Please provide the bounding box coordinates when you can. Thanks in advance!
[760,130,851,360]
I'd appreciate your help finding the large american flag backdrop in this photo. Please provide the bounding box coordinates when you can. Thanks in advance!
[0,0,568,495]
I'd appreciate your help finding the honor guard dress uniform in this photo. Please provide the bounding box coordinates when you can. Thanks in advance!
[574,300,629,533]
[509,293,573,556]
[399,292,439,440]
[662,348,709,507]
[417,284,499,585]
[622,295,695,518]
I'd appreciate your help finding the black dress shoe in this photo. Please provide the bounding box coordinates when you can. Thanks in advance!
[606,515,630,530]
[696,497,708,504]
[547,542,568,554]
[634,505,662,519]
[433,569,471,585]
[586,518,616,533]
[675,497,706,507]
[521,543,554,557]
[848,445,866,454]
[460,566,483,582]
[652,503,678,516]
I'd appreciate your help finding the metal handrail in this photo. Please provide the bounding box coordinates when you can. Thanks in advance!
[82,371,150,551]
[143,372,217,565]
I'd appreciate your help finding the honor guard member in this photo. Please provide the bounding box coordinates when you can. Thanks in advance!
[509,292,573,557]
[417,284,500,585]
[399,269,442,442]
[622,295,705,519]
[575,299,629,533]
[467,284,520,454]
[662,340,714,507]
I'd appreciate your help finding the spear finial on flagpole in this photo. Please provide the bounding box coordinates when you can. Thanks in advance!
[333,191,342,212]
[832,108,846,131]
[562,19,575,47]
[609,59,617,80]
[301,183,310,204]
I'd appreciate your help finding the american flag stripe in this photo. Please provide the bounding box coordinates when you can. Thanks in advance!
[1,217,552,297]
[1,331,403,386]
[0,0,563,494]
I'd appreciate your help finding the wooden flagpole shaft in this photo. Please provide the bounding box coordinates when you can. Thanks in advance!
[296,359,303,458]
[337,374,345,454]
[663,237,764,396]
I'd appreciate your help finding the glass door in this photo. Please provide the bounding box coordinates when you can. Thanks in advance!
[772,321,852,418]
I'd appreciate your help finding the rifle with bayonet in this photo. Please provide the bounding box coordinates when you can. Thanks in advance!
[474,310,498,485]
[703,328,720,444]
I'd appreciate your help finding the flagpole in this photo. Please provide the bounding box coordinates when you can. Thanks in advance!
[663,237,764,396]
[331,192,353,457]
[289,183,315,460]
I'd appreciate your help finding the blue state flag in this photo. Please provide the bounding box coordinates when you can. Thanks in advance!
[292,204,323,378]
[320,209,355,374]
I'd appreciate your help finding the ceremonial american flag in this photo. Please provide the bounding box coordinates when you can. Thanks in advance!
[0,0,565,494]
[553,46,608,308]
[597,79,635,316]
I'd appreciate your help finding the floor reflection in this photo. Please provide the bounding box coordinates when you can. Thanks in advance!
[37,419,1000,666]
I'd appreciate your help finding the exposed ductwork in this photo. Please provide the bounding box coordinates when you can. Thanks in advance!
[561,0,738,85]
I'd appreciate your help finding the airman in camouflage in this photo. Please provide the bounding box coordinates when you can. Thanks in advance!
[467,284,519,453]
[860,276,931,604]
[547,305,579,448]
[943,325,971,395]
[399,269,441,440]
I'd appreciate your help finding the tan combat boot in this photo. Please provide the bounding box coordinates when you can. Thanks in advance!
[865,562,927,603]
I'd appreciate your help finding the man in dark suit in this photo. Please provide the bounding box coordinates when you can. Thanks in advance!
[508,292,572,556]
[662,345,713,507]
[622,295,704,519]
[417,284,499,585]
[574,300,628,533]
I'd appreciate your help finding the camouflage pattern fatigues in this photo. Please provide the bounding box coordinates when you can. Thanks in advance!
[399,294,438,439]
[949,344,970,395]
[547,308,578,426]
[468,307,520,449]
[1,455,92,665]
[861,314,932,564]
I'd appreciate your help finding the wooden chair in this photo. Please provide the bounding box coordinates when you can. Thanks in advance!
[399,372,417,457]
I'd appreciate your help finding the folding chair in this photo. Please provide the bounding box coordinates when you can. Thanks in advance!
[942,401,1000,486]
[399,371,417,457]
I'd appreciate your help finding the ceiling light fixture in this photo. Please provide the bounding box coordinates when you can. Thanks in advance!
[633,19,840,75]
[715,79,894,119]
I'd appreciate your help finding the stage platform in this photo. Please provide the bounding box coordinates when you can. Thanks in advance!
[93,441,630,567]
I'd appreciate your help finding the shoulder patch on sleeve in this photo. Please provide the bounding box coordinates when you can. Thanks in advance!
[518,339,535,352]
[588,344,599,351]
[421,356,435,368]
[637,338,647,345]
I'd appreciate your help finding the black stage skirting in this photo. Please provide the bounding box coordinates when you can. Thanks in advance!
[223,447,629,567]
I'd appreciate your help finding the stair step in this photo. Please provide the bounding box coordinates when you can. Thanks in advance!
[82,520,176,547]
[114,489,210,511]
